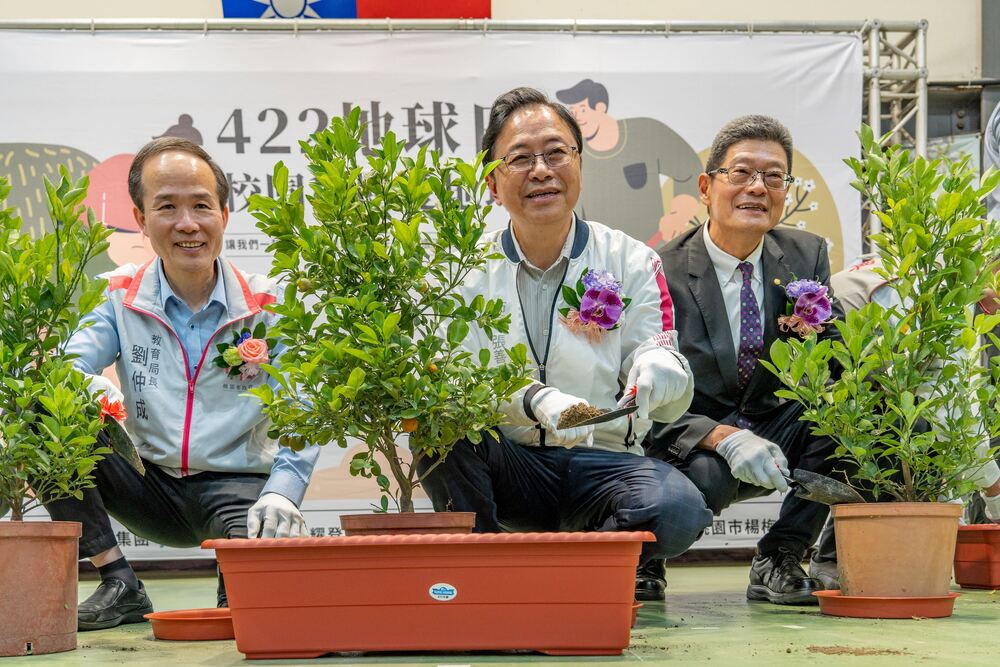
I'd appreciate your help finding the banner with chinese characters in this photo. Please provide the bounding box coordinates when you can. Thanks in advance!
[1,29,861,556]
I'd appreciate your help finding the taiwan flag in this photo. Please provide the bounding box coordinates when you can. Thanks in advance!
[221,0,358,18]
[356,0,490,18]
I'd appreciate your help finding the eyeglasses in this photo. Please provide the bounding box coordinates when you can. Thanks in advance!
[499,145,579,173]
[708,166,794,191]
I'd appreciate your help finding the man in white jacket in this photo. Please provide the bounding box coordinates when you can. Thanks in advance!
[44,138,319,630]
[418,88,713,597]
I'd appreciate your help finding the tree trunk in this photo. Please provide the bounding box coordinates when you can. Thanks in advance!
[398,487,414,514]
[381,430,413,513]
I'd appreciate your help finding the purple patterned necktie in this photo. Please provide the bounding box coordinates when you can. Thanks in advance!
[736,261,762,391]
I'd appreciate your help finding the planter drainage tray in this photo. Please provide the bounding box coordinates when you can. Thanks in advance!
[145,608,234,641]
[204,531,653,659]
[814,590,960,618]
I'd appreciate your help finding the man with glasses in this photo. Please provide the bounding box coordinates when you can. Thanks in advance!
[642,115,847,605]
[418,87,713,585]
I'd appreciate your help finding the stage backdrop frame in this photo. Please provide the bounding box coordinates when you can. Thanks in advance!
[0,20,904,557]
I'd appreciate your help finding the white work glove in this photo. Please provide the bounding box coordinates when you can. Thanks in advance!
[715,430,790,492]
[247,492,308,538]
[531,388,596,448]
[87,374,125,404]
[984,492,1000,523]
[620,348,691,419]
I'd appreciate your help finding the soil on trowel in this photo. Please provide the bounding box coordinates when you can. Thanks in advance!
[557,402,606,428]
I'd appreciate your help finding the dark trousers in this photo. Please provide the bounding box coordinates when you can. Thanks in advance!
[654,401,846,558]
[44,451,267,559]
[417,430,714,564]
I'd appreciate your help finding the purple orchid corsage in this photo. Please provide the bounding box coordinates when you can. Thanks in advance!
[777,278,833,336]
[559,268,631,342]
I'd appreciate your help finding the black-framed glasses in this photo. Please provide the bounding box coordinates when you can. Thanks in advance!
[499,145,579,173]
[708,166,793,191]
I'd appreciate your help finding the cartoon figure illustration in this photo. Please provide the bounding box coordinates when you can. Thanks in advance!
[0,143,98,237]
[82,153,155,267]
[556,79,703,248]
[155,114,204,145]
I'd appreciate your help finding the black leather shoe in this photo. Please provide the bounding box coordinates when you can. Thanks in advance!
[746,548,821,605]
[809,558,840,590]
[634,558,667,601]
[78,578,154,631]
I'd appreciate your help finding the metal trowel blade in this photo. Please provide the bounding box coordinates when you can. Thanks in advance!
[790,469,865,505]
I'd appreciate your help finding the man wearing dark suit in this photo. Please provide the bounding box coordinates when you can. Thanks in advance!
[641,115,846,605]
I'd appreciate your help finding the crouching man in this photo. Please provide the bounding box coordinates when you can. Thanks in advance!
[418,87,713,583]
[45,138,319,630]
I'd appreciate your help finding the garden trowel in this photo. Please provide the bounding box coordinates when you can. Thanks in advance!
[97,417,146,476]
[557,387,638,428]
[785,469,864,505]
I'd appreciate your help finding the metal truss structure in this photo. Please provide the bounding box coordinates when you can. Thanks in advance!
[864,20,928,155]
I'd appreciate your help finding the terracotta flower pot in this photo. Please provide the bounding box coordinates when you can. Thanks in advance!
[339,511,475,536]
[954,524,1000,589]
[204,531,653,659]
[832,502,962,597]
[0,521,81,656]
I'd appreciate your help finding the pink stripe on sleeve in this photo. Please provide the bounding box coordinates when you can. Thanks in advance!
[650,256,674,331]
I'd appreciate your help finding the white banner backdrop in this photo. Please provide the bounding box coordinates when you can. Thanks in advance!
[1,29,861,557]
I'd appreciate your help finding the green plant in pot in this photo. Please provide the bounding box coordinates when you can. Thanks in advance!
[0,171,115,655]
[762,125,1000,607]
[248,108,531,529]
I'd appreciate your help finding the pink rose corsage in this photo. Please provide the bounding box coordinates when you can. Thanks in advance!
[213,322,276,381]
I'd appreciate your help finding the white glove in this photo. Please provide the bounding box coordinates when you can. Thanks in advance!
[621,349,691,420]
[531,388,596,448]
[247,492,308,538]
[984,492,1000,523]
[715,430,790,492]
[87,374,125,404]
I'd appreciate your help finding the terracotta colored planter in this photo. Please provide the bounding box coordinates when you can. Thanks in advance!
[339,511,475,536]
[205,531,653,659]
[831,502,962,598]
[954,524,1000,589]
[0,521,81,656]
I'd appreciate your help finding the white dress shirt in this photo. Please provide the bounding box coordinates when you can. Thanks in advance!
[702,223,764,354]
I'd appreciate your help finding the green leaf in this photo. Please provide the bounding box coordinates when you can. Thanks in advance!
[561,284,581,310]
[446,319,469,346]
[382,312,401,339]
[346,367,366,390]
[768,340,790,373]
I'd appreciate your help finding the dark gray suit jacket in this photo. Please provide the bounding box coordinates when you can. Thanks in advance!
[646,224,844,461]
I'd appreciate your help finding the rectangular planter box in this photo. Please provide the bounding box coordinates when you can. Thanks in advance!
[204,531,652,660]
[954,525,1000,589]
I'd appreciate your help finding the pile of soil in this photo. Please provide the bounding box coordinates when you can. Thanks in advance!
[557,403,606,428]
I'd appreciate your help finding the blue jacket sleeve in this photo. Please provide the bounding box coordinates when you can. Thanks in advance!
[258,335,319,507]
[64,295,121,375]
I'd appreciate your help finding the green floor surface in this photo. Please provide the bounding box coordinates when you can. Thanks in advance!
[7,565,1000,666]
